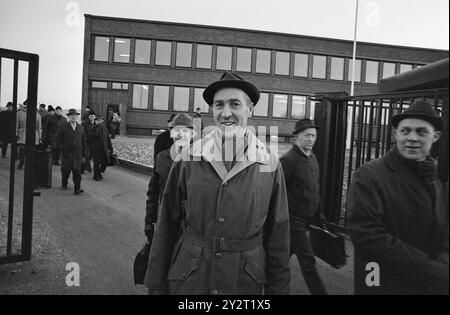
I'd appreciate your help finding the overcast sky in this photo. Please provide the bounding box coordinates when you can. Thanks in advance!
[0,0,449,109]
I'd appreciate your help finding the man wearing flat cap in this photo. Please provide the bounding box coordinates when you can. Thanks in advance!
[56,109,86,195]
[145,72,290,295]
[280,119,328,295]
[144,113,196,244]
[347,101,449,295]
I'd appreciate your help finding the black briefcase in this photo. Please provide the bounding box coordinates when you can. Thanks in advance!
[108,153,119,166]
[134,241,151,285]
[309,225,346,269]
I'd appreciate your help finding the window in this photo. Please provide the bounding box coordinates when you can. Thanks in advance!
[155,41,172,66]
[256,50,271,74]
[93,36,109,62]
[365,60,379,84]
[91,81,107,89]
[216,46,232,70]
[348,59,362,82]
[400,64,413,73]
[134,39,151,64]
[253,92,269,117]
[153,86,170,110]
[176,43,192,67]
[312,55,327,79]
[273,94,288,118]
[196,44,212,69]
[236,48,252,72]
[112,82,129,90]
[113,38,130,63]
[294,53,308,77]
[330,57,344,80]
[173,87,190,112]
[132,84,149,109]
[382,62,396,78]
[292,95,307,119]
[309,100,317,119]
[275,51,290,76]
[194,88,209,113]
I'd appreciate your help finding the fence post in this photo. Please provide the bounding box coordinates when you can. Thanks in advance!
[313,92,349,225]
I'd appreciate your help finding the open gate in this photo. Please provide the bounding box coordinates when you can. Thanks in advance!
[0,48,39,265]
[314,88,449,228]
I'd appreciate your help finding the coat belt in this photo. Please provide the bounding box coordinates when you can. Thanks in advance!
[182,230,263,253]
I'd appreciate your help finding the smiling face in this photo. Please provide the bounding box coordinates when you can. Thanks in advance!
[212,88,253,139]
[394,118,441,161]
[170,125,195,147]
[68,114,78,123]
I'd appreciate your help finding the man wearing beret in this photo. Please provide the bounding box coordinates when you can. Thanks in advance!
[347,101,449,295]
[145,72,291,295]
[280,119,328,295]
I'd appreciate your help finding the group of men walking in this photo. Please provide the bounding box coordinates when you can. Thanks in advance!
[142,72,448,295]
[0,103,114,195]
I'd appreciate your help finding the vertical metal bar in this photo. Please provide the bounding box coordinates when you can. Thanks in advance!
[366,100,375,161]
[22,55,39,260]
[385,99,394,152]
[355,100,364,168]
[374,99,383,158]
[361,104,368,164]
[7,59,19,256]
[347,101,357,189]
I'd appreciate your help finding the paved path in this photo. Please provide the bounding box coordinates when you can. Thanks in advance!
[0,150,353,295]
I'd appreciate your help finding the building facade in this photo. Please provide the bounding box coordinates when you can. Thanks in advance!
[81,14,449,137]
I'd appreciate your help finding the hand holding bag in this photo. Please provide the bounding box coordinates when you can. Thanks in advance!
[309,224,347,269]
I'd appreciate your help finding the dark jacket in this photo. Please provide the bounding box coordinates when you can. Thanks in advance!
[145,130,290,295]
[347,149,449,295]
[56,122,86,171]
[153,130,174,160]
[280,145,322,220]
[45,114,67,147]
[82,120,96,145]
[89,124,112,159]
[145,148,174,239]
[0,110,15,143]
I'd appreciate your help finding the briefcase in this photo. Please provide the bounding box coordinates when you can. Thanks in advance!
[309,225,346,269]
[108,153,119,166]
[133,241,151,285]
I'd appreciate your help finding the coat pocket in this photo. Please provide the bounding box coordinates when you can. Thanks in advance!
[244,260,267,284]
[167,257,199,280]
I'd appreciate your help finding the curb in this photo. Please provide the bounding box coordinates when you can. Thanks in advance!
[117,158,153,176]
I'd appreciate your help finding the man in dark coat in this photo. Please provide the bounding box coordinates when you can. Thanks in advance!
[56,109,86,195]
[145,113,195,242]
[0,102,15,158]
[81,112,96,173]
[145,72,290,295]
[89,116,113,181]
[347,101,449,295]
[153,114,176,160]
[280,118,328,295]
[46,106,67,165]
[41,105,54,146]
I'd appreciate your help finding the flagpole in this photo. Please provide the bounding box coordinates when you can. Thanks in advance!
[351,0,359,96]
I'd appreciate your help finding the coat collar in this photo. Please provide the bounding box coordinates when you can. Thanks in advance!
[191,127,273,182]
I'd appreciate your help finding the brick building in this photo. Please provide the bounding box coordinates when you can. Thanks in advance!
[81,14,449,137]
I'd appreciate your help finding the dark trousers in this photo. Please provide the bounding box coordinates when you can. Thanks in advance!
[1,142,8,157]
[290,217,328,295]
[61,169,82,191]
[93,153,108,177]
[82,147,93,173]
[18,144,26,165]
[52,147,61,164]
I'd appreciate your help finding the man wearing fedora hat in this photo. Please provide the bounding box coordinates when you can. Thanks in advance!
[280,118,328,295]
[145,72,290,295]
[56,109,86,195]
[347,101,448,295]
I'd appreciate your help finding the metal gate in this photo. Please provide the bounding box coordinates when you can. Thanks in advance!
[314,88,449,228]
[0,48,39,264]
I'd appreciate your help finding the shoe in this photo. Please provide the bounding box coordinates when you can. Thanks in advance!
[74,189,84,195]
[99,174,103,180]
[17,164,24,170]
[61,186,68,190]
[54,161,60,166]
[93,176,101,181]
